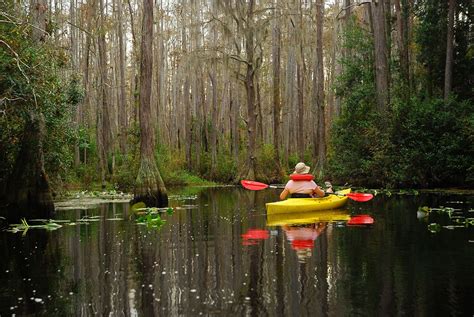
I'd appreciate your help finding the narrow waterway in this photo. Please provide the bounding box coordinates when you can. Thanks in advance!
[1,187,473,316]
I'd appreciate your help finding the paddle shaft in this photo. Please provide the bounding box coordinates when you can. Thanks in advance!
[241,180,373,202]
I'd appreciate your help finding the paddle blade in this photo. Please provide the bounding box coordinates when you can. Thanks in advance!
[241,229,270,240]
[347,214,374,225]
[241,180,269,191]
[346,192,374,202]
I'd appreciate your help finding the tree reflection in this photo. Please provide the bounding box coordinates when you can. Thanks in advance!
[1,188,473,315]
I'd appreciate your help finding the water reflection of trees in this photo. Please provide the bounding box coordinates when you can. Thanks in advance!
[2,189,473,315]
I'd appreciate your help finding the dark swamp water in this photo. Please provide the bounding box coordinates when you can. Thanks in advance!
[1,187,473,316]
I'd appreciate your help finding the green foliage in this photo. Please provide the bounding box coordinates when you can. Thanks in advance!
[327,20,474,188]
[113,153,139,190]
[392,98,473,187]
[0,8,80,190]
[155,145,216,186]
[414,0,447,97]
[327,22,383,186]
[414,0,474,99]
[211,152,238,182]
[135,207,174,229]
[255,144,282,183]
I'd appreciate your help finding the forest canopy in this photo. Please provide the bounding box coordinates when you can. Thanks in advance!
[1,0,473,201]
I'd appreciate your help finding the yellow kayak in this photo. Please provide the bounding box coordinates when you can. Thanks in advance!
[266,189,351,214]
[266,209,351,226]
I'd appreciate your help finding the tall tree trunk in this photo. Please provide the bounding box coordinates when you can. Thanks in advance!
[192,69,201,171]
[272,0,282,169]
[444,0,455,100]
[343,0,352,58]
[184,74,192,169]
[313,0,326,169]
[117,0,128,153]
[4,0,54,220]
[333,0,343,118]
[133,0,168,207]
[344,0,351,20]
[127,0,139,125]
[31,0,48,42]
[256,73,264,145]
[98,0,112,187]
[243,0,257,180]
[209,65,218,177]
[231,83,240,166]
[297,62,304,161]
[371,0,390,112]
[395,0,410,98]
[183,20,192,169]
[297,0,305,162]
[284,28,297,167]
[82,0,95,163]
[5,113,55,220]
[156,9,167,149]
[71,0,81,167]
[209,2,219,177]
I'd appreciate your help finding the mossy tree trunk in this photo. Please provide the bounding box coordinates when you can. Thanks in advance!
[5,112,54,221]
[133,0,168,207]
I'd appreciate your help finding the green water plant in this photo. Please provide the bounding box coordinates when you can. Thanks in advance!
[135,207,174,214]
[419,204,473,232]
[135,207,174,229]
[7,219,63,235]
[452,217,474,227]
[417,206,460,218]
[427,223,441,233]
[136,212,165,229]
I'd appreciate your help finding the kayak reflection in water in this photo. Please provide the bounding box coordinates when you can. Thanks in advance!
[283,222,327,263]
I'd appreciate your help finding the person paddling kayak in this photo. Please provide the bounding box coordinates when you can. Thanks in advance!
[279,162,325,200]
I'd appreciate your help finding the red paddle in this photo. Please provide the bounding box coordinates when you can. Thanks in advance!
[240,180,269,190]
[345,193,373,202]
[347,214,374,225]
[241,180,374,202]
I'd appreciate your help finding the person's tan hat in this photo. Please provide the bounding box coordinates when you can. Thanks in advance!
[294,162,310,174]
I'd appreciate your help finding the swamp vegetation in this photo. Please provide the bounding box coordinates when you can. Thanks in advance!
[1,1,473,314]
[1,0,473,220]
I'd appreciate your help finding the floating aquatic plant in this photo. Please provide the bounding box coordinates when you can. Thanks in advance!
[417,206,461,219]
[73,215,102,223]
[136,212,166,229]
[452,217,474,227]
[134,207,174,214]
[168,194,198,201]
[419,203,473,233]
[7,219,63,235]
[427,223,441,233]
[134,206,174,229]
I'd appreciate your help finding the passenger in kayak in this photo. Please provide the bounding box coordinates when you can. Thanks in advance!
[324,181,334,194]
[279,162,325,200]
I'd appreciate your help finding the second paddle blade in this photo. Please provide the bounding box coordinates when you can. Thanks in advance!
[346,192,374,202]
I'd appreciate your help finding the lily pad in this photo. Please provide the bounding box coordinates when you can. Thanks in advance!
[427,223,441,233]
